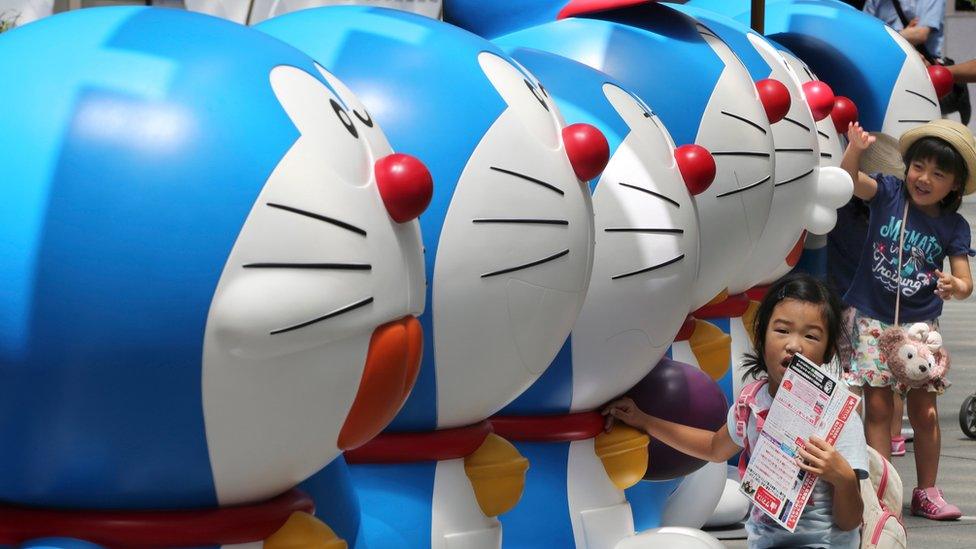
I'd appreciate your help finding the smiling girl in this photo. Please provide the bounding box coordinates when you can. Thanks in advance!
[841,119,975,520]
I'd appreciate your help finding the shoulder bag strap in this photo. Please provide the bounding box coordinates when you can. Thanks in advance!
[894,201,910,327]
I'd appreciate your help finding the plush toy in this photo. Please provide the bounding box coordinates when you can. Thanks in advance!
[879,323,950,388]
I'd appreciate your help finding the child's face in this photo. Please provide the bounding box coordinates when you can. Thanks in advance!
[763,298,829,394]
[905,157,960,209]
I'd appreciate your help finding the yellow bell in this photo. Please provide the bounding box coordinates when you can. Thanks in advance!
[594,425,650,490]
[689,319,732,381]
[265,511,347,549]
[463,433,530,517]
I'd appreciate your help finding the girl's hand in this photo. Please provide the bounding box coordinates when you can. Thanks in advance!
[934,269,960,300]
[796,436,856,486]
[602,397,651,432]
[846,121,876,152]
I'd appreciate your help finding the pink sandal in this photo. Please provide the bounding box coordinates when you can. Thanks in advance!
[911,487,962,520]
[890,436,907,456]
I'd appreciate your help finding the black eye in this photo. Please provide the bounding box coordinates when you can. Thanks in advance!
[354,109,374,128]
[524,79,549,111]
[330,99,358,139]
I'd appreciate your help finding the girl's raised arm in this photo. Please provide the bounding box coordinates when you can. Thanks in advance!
[841,122,880,201]
[602,397,741,463]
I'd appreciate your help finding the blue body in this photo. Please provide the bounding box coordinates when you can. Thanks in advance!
[0,6,337,512]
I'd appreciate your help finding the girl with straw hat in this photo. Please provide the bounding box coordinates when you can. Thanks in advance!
[842,119,976,520]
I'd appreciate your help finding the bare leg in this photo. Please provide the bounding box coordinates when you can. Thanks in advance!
[907,389,940,488]
[891,392,905,438]
[864,385,894,460]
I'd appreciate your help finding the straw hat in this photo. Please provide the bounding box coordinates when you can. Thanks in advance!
[859,131,905,178]
[899,119,976,196]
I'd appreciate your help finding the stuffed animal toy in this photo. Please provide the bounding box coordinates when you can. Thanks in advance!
[879,323,950,388]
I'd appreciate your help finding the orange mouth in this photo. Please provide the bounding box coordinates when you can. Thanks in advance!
[337,316,423,450]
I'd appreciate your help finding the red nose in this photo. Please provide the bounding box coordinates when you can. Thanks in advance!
[674,144,715,196]
[563,123,610,182]
[928,65,953,98]
[756,78,791,124]
[830,96,859,134]
[802,81,835,121]
[374,153,433,223]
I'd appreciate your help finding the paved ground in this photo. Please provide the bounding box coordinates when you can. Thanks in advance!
[723,196,976,547]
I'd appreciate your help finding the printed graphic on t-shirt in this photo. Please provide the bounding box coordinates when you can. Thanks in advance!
[872,214,939,297]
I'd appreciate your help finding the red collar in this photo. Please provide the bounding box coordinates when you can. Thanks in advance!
[344,421,491,464]
[0,489,313,548]
[491,411,604,443]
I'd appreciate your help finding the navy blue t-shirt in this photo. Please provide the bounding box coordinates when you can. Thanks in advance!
[844,174,971,323]
[827,199,871,300]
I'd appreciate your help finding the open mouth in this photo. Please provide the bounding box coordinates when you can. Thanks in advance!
[337,316,423,450]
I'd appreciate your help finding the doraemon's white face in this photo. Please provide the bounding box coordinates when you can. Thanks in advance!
[726,33,821,294]
[780,51,845,169]
[201,64,426,505]
[692,25,775,308]
[431,52,595,429]
[882,26,940,138]
[568,84,699,411]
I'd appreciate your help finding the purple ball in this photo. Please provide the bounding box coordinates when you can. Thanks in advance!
[626,357,728,480]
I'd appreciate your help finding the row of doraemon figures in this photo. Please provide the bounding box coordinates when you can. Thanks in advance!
[0,0,946,548]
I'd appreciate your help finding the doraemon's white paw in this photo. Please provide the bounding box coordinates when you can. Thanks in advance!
[807,166,854,235]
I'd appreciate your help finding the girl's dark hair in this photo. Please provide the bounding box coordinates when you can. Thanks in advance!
[741,273,846,382]
[903,136,967,213]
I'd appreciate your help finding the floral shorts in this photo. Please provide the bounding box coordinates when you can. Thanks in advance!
[846,308,949,395]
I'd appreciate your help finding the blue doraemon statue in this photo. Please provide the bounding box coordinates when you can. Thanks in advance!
[488,46,715,548]
[684,0,941,137]
[0,7,432,548]
[258,7,607,548]
[455,1,776,312]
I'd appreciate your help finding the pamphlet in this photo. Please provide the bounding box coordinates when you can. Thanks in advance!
[738,353,861,532]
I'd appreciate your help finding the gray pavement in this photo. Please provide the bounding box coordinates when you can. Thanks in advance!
[724,196,976,547]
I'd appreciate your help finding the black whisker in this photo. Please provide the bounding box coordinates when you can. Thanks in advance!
[782,117,811,132]
[490,166,564,196]
[716,175,771,198]
[818,130,830,139]
[711,151,771,158]
[270,297,374,335]
[905,89,937,107]
[821,152,834,158]
[775,148,815,153]
[611,254,685,280]
[722,111,767,134]
[696,25,719,39]
[244,262,371,270]
[473,218,568,226]
[619,182,680,208]
[775,168,815,187]
[266,203,366,237]
[604,228,683,234]
[802,66,814,80]
[481,249,569,278]
[898,119,931,123]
